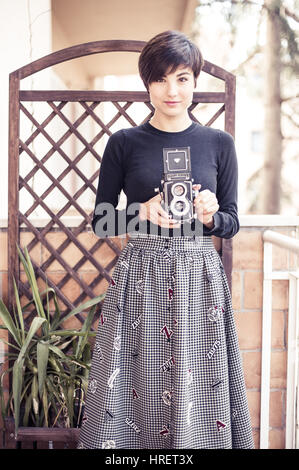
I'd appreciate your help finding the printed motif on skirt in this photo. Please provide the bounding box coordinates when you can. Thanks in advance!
[78,235,254,449]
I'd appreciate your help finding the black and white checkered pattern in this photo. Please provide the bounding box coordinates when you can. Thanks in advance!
[78,234,254,449]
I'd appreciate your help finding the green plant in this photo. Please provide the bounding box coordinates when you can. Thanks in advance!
[0,245,105,435]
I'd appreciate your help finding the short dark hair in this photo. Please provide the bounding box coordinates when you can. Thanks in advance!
[138,30,204,90]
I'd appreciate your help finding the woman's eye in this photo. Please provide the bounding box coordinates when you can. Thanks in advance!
[179,77,188,82]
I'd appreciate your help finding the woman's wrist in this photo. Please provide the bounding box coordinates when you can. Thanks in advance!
[138,202,147,221]
[204,217,214,229]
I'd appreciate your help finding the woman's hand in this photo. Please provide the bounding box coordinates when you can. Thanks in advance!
[139,193,181,228]
[193,184,219,229]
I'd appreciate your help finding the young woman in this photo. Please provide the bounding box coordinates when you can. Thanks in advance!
[78,30,254,449]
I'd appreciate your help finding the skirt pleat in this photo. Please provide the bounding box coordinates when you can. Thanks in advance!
[78,234,254,449]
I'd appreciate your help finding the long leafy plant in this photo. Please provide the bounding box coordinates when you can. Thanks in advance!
[0,245,104,435]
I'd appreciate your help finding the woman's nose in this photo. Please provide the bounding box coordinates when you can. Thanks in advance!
[166,82,178,97]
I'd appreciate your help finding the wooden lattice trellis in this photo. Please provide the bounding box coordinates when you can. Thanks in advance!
[8,40,236,328]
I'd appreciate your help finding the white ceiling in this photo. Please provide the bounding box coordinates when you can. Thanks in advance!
[51,0,197,86]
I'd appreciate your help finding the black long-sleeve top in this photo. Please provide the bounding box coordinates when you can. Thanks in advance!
[92,121,240,239]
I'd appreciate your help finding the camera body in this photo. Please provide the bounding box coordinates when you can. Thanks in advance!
[160,146,196,224]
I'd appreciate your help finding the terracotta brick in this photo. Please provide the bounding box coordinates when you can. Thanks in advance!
[77,234,127,271]
[81,272,109,297]
[46,273,81,304]
[270,350,287,388]
[93,242,119,269]
[233,231,263,270]
[111,236,126,251]
[231,270,241,310]
[97,235,126,251]
[272,280,288,310]
[0,233,7,270]
[270,390,284,428]
[235,311,262,349]
[243,271,263,309]
[77,231,96,246]
[252,429,260,449]
[272,228,298,271]
[61,308,99,332]
[76,232,99,271]
[19,271,48,303]
[272,243,288,271]
[269,428,285,449]
[242,351,261,389]
[247,390,260,428]
[35,273,69,312]
[60,242,86,270]
[271,310,286,349]
[289,251,299,270]
[19,294,34,311]
[285,309,289,348]
[20,232,41,265]
[62,314,85,331]
[42,232,69,271]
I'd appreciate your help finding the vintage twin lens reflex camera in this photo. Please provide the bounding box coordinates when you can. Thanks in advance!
[159,146,196,224]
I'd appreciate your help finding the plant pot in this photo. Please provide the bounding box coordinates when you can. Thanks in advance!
[3,417,80,449]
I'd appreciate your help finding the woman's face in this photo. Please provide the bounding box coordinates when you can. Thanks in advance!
[148,65,195,120]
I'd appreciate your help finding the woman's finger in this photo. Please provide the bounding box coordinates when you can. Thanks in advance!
[159,214,181,227]
[158,204,172,221]
[149,203,180,227]
[202,201,219,213]
[194,192,218,208]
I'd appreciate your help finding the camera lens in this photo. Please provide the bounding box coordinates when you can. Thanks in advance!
[173,184,185,196]
[174,201,186,212]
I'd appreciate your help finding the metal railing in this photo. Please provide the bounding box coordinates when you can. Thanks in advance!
[261,229,299,449]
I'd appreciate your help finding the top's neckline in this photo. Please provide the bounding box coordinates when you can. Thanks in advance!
[143,120,198,136]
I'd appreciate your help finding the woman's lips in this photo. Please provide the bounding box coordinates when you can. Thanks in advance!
[164,101,181,106]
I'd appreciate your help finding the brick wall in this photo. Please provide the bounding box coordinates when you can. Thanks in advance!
[232,226,298,449]
[1,224,298,448]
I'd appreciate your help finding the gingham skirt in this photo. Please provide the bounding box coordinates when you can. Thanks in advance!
[78,234,254,449]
